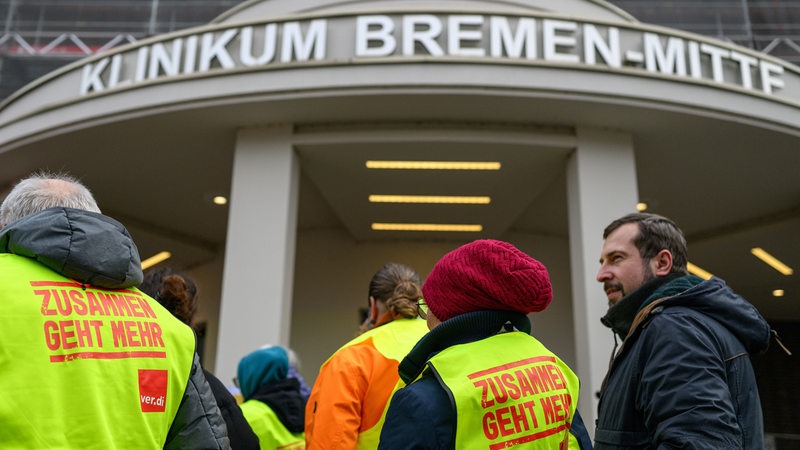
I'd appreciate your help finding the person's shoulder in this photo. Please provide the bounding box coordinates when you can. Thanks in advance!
[640,304,727,346]
[324,336,383,369]
[652,303,720,327]
[0,252,40,267]
[382,374,453,447]
[389,376,450,425]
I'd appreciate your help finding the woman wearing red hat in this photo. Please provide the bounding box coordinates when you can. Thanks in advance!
[305,263,429,449]
[378,240,592,450]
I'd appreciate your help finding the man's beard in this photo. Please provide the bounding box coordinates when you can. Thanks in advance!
[604,260,657,306]
[641,260,656,285]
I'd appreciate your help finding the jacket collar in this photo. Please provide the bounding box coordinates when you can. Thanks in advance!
[398,310,530,384]
[601,272,686,339]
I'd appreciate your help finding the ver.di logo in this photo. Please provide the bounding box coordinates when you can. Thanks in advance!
[138,369,168,412]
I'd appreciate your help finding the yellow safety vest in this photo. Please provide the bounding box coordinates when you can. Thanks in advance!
[241,399,305,449]
[421,331,583,450]
[0,254,196,449]
[352,318,428,450]
[306,318,428,450]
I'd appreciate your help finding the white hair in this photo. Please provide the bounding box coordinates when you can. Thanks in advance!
[0,172,101,228]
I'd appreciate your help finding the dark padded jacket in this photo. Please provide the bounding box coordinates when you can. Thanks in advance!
[0,207,230,449]
[594,274,771,450]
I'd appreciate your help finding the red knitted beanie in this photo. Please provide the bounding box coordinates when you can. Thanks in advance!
[422,239,553,322]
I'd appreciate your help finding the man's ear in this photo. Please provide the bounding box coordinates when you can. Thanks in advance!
[653,249,673,276]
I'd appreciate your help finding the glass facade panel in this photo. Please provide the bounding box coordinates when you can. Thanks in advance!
[608,0,800,63]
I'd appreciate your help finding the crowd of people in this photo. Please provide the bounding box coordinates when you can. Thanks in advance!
[0,171,780,449]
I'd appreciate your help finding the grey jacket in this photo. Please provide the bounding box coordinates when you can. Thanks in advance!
[0,207,231,450]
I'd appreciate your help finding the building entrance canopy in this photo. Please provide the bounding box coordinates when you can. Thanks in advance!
[0,0,797,302]
[0,0,798,424]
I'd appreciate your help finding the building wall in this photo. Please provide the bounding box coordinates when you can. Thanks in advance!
[288,227,577,387]
[179,225,579,388]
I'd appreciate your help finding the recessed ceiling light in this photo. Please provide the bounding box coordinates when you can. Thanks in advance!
[213,196,228,205]
[371,223,483,232]
[365,160,501,170]
[687,262,713,280]
[142,251,172,270]
[636,202,648,211]
[772,289,785,297]
[751,248,793,275]
[368,195,491,204]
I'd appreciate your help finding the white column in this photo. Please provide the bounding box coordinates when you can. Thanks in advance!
[567,127,638,435]
[214,125,299,386]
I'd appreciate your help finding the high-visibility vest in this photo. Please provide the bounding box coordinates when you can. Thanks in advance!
[0,254,196,449]
[420,331,583,450]
[354,319,428,450]
[306,318,428,450]
[241,399,305,449]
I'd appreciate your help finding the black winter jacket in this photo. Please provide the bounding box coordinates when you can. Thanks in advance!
[594,275,770,449]
[249,377,307,433]
[205,369,260,450]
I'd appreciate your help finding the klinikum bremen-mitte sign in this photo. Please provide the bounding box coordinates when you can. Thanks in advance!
[79,13,787,97]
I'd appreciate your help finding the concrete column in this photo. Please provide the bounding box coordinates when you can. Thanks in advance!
[214,125,299,386]
[567,127,638,435]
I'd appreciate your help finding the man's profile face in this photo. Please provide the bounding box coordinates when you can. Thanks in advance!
[596,222,656,306]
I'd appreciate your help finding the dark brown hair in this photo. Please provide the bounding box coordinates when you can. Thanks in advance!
[369,262,422,319]
[603,212,689,274]
[139,267,198,325]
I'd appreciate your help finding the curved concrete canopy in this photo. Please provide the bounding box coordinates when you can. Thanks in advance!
[215,0,639,24]
[0,0,798,317]
[1,0,797,135]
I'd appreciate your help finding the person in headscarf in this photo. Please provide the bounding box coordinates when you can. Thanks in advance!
[238,346,306,450]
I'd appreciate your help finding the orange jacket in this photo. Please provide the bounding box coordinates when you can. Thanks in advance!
[305,318,428,450]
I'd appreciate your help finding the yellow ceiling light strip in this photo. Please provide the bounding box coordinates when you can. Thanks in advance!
[371,223,483,232]
[368,195,491,204]
[365,160,501,170]
[751,247,794,275]
[686,262,713,280]
[141,251,172,270]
